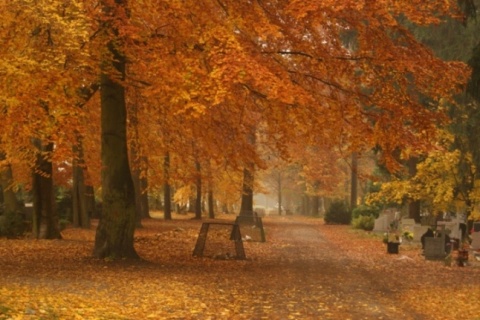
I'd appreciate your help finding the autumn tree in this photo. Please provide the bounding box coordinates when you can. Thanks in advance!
[0,0,96,238]
[92,0,138,259]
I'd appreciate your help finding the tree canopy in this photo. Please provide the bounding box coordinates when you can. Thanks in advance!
[0,0,472,256]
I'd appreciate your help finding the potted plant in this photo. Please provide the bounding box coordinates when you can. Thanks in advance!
[403,231,414,243]
[384,219,401,254]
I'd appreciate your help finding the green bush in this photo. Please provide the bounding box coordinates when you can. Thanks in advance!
[351,215,375,231]
[324,200,351,224]
[0,211,25,237]
[352,204,380,219]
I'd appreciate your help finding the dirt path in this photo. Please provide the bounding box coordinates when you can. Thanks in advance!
[1,215,479,319]
[242,218,427,320]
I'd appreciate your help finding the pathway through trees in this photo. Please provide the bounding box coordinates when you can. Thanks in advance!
[0,215,479,319]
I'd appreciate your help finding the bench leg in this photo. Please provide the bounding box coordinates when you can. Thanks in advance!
[192,223,210,257]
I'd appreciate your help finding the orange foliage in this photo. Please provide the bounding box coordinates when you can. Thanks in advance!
[0,0,471,198]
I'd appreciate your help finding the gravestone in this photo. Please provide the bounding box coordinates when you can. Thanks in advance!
[413,225,430,242]
[424,237,446,260]
[437,221,461,240]
[373,210,397,233]
[424,225,446,260]
[400,219,416,233]
[471,232,480,250]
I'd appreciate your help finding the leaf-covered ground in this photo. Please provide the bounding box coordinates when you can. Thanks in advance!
[1,214,480,319]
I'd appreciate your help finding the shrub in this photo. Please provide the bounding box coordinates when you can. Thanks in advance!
[352,204,380,219]
[351,215,375,231]
[0,211,25,237]
[324,200,351,224]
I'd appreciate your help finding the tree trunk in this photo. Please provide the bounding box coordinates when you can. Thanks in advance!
[277,172,282,215]
[0,155,21,215]
[207,188,215,219]
[72,135,90,228]
[93,2,138,258]
[132,168,143,228]
[72,165,90,228]
[301,194,309,215]
[312,195,320,217]
[132,159,150,225]
[130,95,150,226]
[467,42,480,101]
[163,153,172,220]
[239,127,255,216]
[194,160,202,219]
[139,173,149,218]
[407,157,421,223]
[85,185,96,219]
[350,152,358,211]
[239,167,254,216]
[0,152,23,236]
[32,141,61,239]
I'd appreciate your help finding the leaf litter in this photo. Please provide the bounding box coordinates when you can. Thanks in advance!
[0,214,479,319]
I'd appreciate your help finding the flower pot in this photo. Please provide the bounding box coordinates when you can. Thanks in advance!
[457,250,468,267]
[387,242,399,254]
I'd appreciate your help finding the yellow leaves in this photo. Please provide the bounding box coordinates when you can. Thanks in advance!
[369,148,472,212]
[174,102,207,118]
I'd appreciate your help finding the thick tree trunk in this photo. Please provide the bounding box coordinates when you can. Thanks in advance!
[94,70,138,259]
[163,152,172,220]
[240,128,255,216]
[93,5,138,257]
[32,141,61,239]
[239,167,254,216]
[467,42,480,101]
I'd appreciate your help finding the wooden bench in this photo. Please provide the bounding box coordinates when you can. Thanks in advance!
[192,221,246,259]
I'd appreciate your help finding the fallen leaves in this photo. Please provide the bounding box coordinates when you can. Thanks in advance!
[1,214,480,319]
